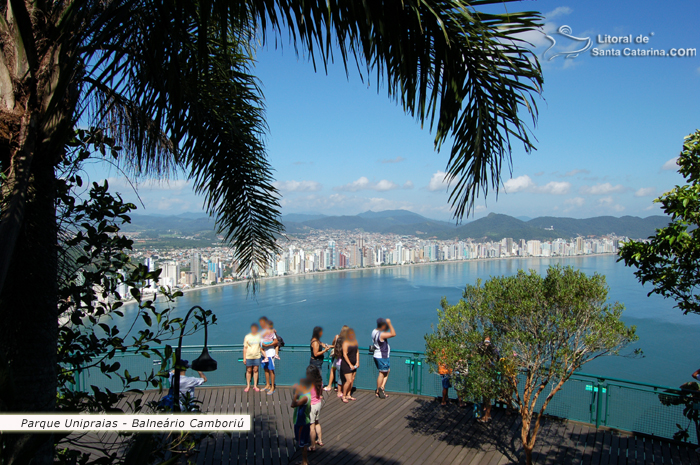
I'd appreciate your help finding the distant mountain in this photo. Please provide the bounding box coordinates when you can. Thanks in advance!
[123,210,671,242]
[284,210,457,236]
[123,213,217,234]
[285,211,669,240]
[441,213,559,241]
[516,216,532,222]
[428,213,669,241]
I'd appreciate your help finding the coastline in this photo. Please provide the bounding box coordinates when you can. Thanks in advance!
[174,252,619,297]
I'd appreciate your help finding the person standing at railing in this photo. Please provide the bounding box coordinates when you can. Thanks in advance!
[243,322,263,392]
[261,318,280,395]
[372,318,396,399]
[310,326,331,373]
[340,328,359,403]
[326,325,349,396]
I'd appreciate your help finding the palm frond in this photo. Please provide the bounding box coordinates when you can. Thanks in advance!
[244,0,543,219]
[77,0,281,274]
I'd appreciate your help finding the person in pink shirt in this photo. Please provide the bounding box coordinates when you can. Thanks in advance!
[306,365,325,451]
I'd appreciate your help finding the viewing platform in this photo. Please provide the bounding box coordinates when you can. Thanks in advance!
[76,386,699,465]
[70,345,700,463]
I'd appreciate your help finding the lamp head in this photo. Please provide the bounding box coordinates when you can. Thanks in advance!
[191,347,217,372]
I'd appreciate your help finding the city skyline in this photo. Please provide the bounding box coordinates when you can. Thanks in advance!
[127,228,622,292]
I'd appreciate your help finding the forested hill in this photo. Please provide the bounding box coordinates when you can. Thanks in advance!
[123,210,669,242]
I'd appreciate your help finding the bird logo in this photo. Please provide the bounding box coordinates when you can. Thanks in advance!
[543,25,592,61]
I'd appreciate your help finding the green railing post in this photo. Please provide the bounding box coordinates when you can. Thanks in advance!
[595,379,604,428]
[414,353,422,395]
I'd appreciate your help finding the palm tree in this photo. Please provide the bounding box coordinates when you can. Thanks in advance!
[0,0,542,461]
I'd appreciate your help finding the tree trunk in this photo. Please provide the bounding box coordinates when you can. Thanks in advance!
[0,134,58,464]
[524,445,533,465]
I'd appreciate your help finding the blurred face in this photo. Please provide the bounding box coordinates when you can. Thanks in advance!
[347,330,356,341]
[318,329,324,338]
[259,319,267,329]
[251,325,258,335]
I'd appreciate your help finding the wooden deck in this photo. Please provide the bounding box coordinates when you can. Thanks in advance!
[71,386,700,464]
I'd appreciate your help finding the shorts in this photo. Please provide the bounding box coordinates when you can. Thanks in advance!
[310,402,322,423]
[245,358,261,367]
[441,375,451,390]
[295,424,311,448]
[262,358,275,371]
[309,358,324,370]
[374,357,390,372]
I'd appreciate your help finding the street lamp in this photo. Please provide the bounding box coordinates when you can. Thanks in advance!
[171,305,217,411]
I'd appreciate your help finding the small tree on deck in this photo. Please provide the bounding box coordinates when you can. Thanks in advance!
[426,266,638,465]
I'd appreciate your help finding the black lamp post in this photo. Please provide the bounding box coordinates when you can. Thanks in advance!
[171,305,217,411]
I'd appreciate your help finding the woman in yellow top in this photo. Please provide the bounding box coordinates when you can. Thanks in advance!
[243,323,263,392]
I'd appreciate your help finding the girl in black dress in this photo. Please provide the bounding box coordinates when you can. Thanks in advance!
[340,328,359,403]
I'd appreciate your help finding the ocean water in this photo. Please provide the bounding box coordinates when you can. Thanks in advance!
[124,255,699,388]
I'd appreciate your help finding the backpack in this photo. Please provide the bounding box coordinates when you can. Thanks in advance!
[275,331,285,350]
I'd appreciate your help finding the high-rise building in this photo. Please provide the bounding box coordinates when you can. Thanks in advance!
[328,240,337,268]
[162,261,180,288]
[505,238,513,256]
[191,252,201,284]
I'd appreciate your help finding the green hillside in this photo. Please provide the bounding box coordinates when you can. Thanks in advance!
[123,210,670,244]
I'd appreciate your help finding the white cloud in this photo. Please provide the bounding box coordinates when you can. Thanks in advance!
[504,175,536,193]
[579,183,628,195]
[503,175,571,195]
[563,196,585,213]
[156,197,193,211]
[427,171,453,192]
[403,181,414,190]
[381,156,405,164]
[561,169,590,177]
[545,6,573,20]
[564,197,585,207]
[634,187,656,197]
[335,177,399,192]
[662,157,679,171]
[537,181,571,195]
[597,196,625,212]
[274,180,322,192]
[280,193,415,214]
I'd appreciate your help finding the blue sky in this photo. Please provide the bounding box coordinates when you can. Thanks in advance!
[87,0,700,220]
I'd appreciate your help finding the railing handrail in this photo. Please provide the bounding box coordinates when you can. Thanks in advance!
[128,344,688,394]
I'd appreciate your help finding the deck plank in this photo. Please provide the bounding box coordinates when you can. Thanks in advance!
[63,386,697,465]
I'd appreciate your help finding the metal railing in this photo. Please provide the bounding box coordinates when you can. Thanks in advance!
[75,344,698,444]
